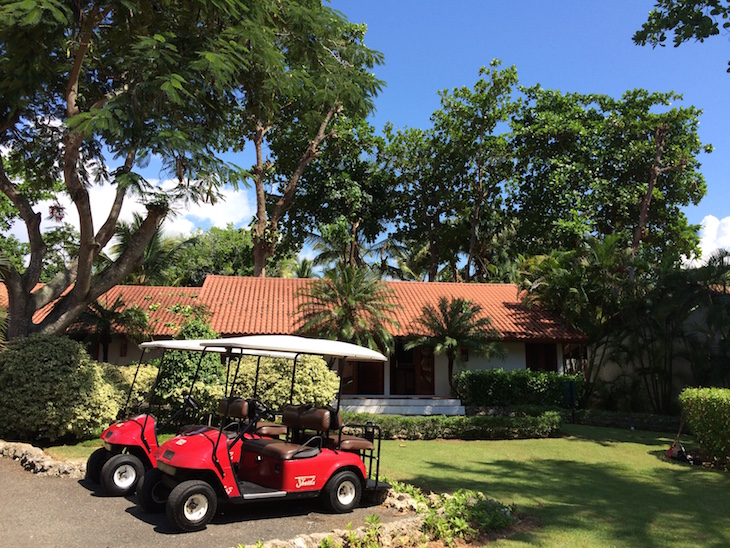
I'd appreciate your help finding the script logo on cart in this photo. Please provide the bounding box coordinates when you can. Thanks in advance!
[295,475,316,488]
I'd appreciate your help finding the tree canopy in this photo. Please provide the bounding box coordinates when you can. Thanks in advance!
[634,1,730,72]
[0,0,382,338]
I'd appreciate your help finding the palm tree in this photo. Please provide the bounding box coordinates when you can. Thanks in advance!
[112,213,193,285]
[296,263,400,353]
[405,297,505,393]
[70,295,149,362]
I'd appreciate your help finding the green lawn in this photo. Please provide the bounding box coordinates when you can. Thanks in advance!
[380,424,730,547]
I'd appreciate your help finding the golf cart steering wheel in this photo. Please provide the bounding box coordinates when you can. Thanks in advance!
[183,394,198,410]
[248,398,274,422]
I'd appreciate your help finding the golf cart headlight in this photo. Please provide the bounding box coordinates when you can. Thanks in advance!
[157,461,177,476]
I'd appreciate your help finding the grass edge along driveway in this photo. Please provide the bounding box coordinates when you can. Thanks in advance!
[380,424,730,548]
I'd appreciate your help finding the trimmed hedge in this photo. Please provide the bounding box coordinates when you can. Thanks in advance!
[679,387,730,463]
[341,410,562,440]
[453,369,584,408]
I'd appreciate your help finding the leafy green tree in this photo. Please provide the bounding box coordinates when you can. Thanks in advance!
[382,125,461,281]
[69,295,149,363]
[158,224,255,287]
[296,264,400,353]
[509,87,710,263]
[634,1,730,72]
[616,270,695,414]
[288,116,395,270]
[0,0,370,338]
[431,61,518,281]
[231,13,384,277]
[405,297,506,393]
[280,257,317,279]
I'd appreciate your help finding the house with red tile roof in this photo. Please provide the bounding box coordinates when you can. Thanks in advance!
[0,276,585,414]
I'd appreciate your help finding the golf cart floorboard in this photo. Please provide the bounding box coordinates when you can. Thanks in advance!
[238,481,287,500]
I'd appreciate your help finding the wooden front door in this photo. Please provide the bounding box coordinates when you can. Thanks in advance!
[341,360,384,395]
[390,342,434,396]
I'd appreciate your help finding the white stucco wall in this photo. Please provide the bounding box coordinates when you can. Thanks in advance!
[430,343,565,396]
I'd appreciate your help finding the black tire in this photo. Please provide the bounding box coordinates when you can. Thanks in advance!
[136,468,170,513]
[100,453,144,496]
[85,448,109,483]
[166,480,218,532]
[323,470,362,513]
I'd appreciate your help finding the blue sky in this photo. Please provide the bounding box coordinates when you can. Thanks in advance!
[17,1,729,260]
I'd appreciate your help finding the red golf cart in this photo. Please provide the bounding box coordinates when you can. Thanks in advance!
[150,335,390,532]
[87,339,290,497]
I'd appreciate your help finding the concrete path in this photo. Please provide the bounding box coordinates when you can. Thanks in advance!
[0,457,409,548]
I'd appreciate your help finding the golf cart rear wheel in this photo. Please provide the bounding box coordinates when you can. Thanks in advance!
[166,480,218,532]
[85,447,109,483]
[323,470,362,513]
[100,453,144,496]
[137,468,170,513]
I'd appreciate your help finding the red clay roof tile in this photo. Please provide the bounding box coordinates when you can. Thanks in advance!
[2,276,585,343]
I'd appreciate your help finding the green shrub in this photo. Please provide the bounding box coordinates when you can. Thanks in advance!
[679,387,730,462]
[387,480,516,544]
[232,355,340,410]
[154,318,223,399]
[101,362,158,413]
[423,490,515,545]
[341,410,562,440]
[0,335,121,444]
[453,368,584,408]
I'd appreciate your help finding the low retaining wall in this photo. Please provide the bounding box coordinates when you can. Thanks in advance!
[0,440,85,477]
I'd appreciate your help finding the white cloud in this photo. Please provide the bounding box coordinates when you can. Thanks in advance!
[698,215,730,262]
[681,216,729,268]
[7,182,255,251]
[162,186,254,238]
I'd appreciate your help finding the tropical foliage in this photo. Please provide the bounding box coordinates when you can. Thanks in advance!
[68,295,149,362]
[406,297,506,393]
[296,264,400,353]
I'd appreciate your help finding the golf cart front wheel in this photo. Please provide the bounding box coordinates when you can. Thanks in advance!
[136,468,170,513]
[85,447,109,483]
[100,454,144,496]
[166,480,218,532]
[323,470,362,513]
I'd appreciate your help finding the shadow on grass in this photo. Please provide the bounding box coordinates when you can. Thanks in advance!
[559,424,677,448]
[403,456,730,547]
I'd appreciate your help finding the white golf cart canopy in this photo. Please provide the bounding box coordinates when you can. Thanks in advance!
[200,335,387,362]
[140,338,297,359]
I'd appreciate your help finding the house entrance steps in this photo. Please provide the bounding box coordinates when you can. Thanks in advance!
[339,396,465,416]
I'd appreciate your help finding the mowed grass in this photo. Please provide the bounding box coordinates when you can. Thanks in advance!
[380,424,730,547]
[44,434,176,462]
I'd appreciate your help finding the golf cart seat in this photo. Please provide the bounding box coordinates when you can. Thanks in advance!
[217,397,250,439]
[241,404,328,460]
[327,433,374,452]
[254,422,287,437]
[284,405,374,452]
[218,397,287,438]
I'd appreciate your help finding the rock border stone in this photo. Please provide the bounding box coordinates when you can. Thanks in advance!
[0,439,85,478]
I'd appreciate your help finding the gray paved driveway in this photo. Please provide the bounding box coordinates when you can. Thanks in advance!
[0,457,406,547]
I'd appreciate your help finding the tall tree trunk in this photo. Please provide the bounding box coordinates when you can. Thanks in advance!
[252,106,341,277]
[632,124,686,255]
